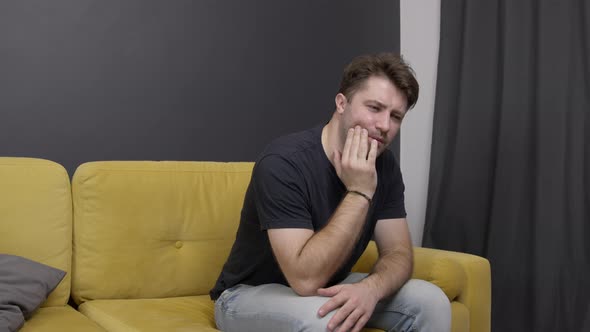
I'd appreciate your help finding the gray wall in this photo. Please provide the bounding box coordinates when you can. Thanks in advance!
[400,1,440,246]
[0,1,400,175]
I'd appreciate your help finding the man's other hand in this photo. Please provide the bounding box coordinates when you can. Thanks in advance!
[317,282,380,332]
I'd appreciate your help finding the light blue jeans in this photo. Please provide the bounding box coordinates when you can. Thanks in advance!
[214,273,451,332]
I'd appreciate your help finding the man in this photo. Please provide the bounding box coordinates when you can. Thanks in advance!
[210,53,451,332]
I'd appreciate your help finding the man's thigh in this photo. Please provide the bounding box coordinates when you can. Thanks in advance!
[367,278,451,332]
[215,274,449,332]
[215,283,335,332]
[339,273,427,331]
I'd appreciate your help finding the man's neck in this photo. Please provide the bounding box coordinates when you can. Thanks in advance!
[321,120,340,168]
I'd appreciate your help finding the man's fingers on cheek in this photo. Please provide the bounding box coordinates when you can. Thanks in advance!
[347,127,354,138]
[342,128,354,159]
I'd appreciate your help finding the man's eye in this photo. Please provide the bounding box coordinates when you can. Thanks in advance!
[369,105,379,111]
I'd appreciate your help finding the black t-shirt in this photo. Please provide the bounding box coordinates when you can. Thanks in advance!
[210,125,406,300]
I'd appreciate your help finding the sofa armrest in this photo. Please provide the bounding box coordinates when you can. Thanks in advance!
[352,243,491,332]
[413,247,490,332]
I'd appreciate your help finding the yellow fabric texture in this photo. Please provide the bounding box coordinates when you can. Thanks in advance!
[0,157,72,307]
[71,161,254,304]
[352,242,491,332]
[78,296,217,332]
[77,296,386,332]
[20,306,105,332]
[414,247,491,332]
[450,302,470,332]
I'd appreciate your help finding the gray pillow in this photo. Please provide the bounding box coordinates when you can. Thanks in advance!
[0,254,66,332]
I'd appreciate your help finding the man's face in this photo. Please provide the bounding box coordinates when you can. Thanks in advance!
[335,75,408,156]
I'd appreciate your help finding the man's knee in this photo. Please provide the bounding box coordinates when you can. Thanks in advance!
[401,279,451,331]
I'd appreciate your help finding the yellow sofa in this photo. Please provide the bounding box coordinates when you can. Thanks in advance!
[1,158,491,332]
[0,158,105,332]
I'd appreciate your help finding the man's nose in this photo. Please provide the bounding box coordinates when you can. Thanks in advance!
[375,112,390,133]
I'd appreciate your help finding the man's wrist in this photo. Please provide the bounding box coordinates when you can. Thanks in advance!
[346,190,372,204]
[359,275,386,301]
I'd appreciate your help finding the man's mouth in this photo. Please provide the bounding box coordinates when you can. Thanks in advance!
[369,136,385,145]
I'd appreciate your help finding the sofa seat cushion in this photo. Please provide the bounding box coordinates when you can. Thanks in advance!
[20,306,105,332]
[78,295,218,331]
[76,296,433,332]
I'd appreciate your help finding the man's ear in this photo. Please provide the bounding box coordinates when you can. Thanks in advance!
[335,93,347,114]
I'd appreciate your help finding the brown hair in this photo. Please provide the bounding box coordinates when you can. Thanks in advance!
[338,53,419,110]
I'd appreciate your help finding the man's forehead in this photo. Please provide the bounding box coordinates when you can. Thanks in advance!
[356,80,408,112]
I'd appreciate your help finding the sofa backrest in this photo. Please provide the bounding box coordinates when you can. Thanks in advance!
[71,161,253,304]
[0,157,73,307]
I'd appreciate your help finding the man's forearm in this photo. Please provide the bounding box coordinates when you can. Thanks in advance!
[360,247,413,300]
[293,193,370,292]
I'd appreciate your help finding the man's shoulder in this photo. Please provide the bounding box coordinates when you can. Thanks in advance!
[376,148,399,170]
[258,125,323,161]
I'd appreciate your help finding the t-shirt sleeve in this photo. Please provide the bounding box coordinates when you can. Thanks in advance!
[374,153,407,220]
[252,154,313,230]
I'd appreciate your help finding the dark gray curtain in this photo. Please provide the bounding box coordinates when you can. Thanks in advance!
[423,0,589,331]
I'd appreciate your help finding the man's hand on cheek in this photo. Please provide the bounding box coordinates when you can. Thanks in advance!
[333,126,378,198]
[317,282,380,332]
